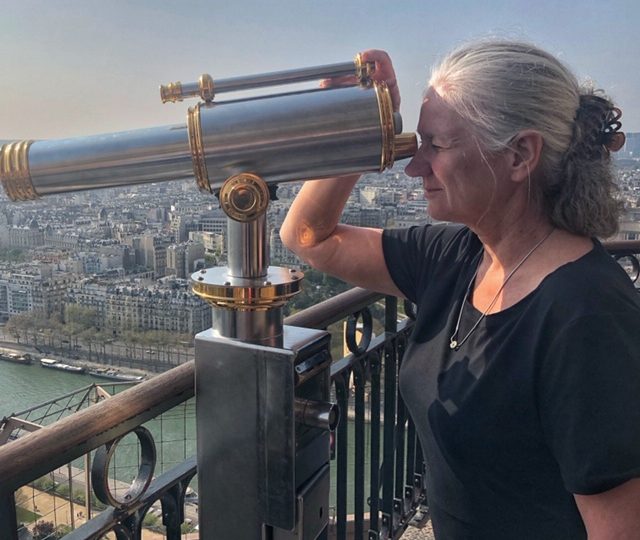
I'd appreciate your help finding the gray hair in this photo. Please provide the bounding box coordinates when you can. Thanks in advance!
[429,39,622,238]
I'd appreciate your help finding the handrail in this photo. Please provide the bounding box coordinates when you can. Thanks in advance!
[0,361,194,493]
[285,287,383,329]
[602,239,640,254]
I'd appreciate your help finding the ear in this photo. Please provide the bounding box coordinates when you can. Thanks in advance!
[507,130,544,183]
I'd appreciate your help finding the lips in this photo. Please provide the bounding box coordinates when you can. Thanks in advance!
[424,186,443,195]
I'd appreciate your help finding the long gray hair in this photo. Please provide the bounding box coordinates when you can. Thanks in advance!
[429,39,622,238]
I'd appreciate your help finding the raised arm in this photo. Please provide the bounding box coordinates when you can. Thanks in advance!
[280,50,404,298]
[280,175,403,297]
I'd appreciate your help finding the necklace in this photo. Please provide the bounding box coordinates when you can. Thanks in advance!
[449,228,555,351]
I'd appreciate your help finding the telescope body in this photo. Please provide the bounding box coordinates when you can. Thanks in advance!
[1,84,412,201]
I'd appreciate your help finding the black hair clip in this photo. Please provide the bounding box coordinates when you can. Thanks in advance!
[600,106,626,153]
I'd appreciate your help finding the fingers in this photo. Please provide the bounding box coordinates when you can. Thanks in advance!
[359,50,400,111]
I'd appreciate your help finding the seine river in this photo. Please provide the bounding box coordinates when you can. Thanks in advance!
[0,359,118,418]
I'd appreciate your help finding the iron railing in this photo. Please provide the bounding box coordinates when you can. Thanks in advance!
[0,238,637,539]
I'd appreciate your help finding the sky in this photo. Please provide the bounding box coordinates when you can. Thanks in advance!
[1,0,639,141]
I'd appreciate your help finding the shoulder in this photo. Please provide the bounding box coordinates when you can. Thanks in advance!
[383,223,481,264]
[381,223,481,304]
[538,240,640,320]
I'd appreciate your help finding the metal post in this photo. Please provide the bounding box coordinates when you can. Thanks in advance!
[193,171,336,539]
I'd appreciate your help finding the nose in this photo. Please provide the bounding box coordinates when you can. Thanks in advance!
[404,151,430,178]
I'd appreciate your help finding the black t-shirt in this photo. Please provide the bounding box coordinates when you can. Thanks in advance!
[382,224,640,539]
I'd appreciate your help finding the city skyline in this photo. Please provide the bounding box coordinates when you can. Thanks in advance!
[1,0,639,143]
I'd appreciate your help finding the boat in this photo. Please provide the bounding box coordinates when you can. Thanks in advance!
[40,358,86,374]
[0,351,32,365]
[87,367,144,382]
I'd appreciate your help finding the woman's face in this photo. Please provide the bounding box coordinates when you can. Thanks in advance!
[405,87,510,226]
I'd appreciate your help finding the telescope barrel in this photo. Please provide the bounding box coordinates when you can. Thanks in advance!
[1,83,416,202]
[160,56,374,103]
[0,125,193,200]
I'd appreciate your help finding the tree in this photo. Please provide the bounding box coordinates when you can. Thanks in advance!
[32,521,56,540]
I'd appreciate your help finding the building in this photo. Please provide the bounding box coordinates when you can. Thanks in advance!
[67,279,212,335]
[166,241,205,279]
[0,270,74,321]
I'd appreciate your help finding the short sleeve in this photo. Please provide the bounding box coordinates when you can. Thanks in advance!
[538,312,640,494]
[382,224,480,304]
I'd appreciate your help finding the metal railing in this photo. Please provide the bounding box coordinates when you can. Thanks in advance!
[0,238,637,539]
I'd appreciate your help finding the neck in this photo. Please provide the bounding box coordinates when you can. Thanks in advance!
[470,201,553,271]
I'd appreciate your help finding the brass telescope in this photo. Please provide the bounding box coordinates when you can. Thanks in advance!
[0,56,416,202]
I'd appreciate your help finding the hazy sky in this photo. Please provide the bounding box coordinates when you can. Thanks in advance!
[1,0,639,140]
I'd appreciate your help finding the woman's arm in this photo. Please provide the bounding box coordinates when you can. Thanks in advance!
[575,478,640,539]
[279,175,403,297]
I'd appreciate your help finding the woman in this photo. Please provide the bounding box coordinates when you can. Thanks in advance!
[281,41,640,539]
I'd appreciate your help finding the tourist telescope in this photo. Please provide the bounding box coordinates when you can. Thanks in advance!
[0,56,417,539]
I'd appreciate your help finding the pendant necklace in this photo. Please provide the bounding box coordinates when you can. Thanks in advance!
[449,228,555,351]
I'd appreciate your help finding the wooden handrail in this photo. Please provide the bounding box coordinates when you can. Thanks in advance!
[0,361,194,492]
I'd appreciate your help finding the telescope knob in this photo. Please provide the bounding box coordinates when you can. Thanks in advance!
[160,74,215,103]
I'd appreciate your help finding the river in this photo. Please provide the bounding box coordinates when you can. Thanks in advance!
[0,358,120,418]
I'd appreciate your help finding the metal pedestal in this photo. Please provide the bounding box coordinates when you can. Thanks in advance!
[195,325,334,539]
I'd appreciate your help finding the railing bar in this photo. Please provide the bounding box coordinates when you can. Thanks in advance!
[385,295,398,333]
[406,417,417,490]
[395,390,407,502]
[335,374,349,540]
[0,492,17,540]
[603,239,640,253]
[285,288,383,329]
[382,340,397,518]
[369,352,382,533]
[354,360,366,540]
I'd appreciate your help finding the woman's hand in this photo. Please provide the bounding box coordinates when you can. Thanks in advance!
[319,49,400,112]
[360,49,400,112]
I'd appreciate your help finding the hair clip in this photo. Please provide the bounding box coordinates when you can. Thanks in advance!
[600,106,626,153]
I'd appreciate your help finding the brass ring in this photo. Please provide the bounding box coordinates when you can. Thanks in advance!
[0,140,38,201]
[219,173,270,222]
[191,266,304,310]
[199,73,215,102]
[374,82,395,171]
[187,103,212,193]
